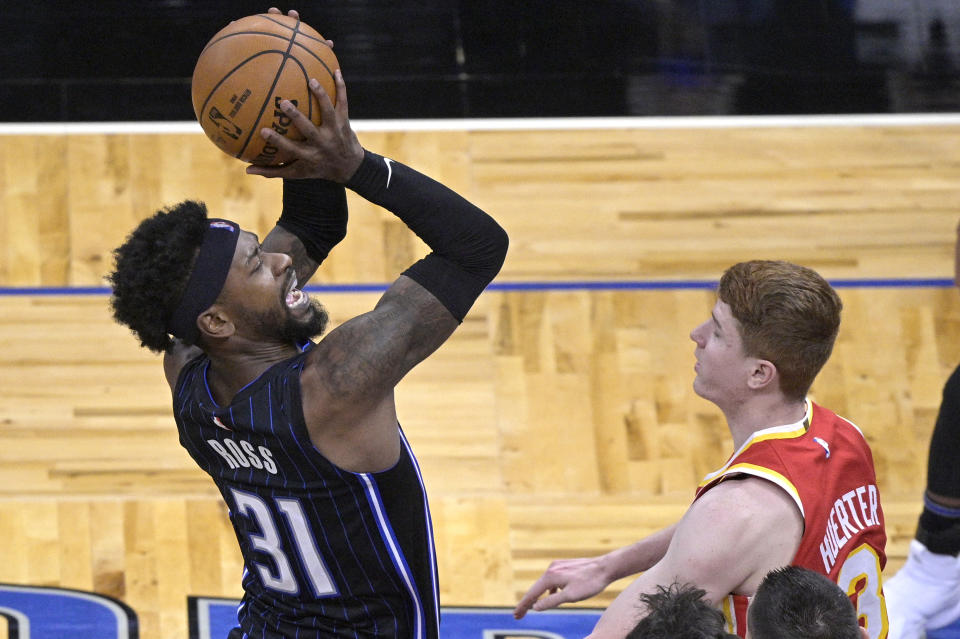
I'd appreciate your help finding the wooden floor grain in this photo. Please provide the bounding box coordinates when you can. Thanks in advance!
[1,123,958,637]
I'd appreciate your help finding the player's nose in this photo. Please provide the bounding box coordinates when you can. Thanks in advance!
[269,251,293,276]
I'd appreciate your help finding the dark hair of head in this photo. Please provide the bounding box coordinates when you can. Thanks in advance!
[748,566,861,639]
[717,260,842,400]
[108,200,209,353]
[625,582,728,639]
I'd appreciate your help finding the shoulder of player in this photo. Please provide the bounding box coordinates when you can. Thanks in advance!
[808,403,875,461]
[163,341,203,391]
[689,476,803,529]
[811,401,862,435]
[666,477,803,587]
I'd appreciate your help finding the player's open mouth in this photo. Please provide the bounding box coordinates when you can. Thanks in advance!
[285,275,310,309]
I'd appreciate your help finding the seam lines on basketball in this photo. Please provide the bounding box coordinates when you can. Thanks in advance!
[258,15,335,132]
[291,41,336,83]
[259,12,335,56]
[198,30,294,58]
[282,56,314,123]
[197,50,290,139]
[236,19,303,160]
[261,15,296,32]
[290,38,336,124]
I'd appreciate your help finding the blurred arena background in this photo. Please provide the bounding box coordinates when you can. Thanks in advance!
[1,0,958,121]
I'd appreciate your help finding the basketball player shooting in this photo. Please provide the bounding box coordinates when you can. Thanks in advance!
[515,261,888,639]
[107,16,508,637]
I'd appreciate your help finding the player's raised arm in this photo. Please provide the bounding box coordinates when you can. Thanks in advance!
[248,68,508,417]
[258,177,347,284]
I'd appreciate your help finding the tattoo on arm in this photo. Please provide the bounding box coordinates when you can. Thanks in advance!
[314,277,459,402]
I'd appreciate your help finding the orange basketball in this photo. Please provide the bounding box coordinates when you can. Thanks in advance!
[191,13,339,166]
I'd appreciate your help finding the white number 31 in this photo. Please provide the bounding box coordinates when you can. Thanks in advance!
[230,488,338,598]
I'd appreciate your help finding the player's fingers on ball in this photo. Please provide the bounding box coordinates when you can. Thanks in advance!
[277,99,318,138]
[332,70,350,117]
[267,7,280,14]
[245,164,283,178]
[287,9,299,19]
[260,126,310,158]
[309,79,337,122]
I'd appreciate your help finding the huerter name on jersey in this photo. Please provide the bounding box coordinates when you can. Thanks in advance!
[819,483,880,572]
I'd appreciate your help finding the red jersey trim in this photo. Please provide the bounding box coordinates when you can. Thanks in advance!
[698,399,812,489]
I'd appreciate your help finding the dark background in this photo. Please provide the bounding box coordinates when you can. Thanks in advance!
[2,0,958,122]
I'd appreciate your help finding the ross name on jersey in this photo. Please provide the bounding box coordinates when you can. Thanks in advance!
[819,483,880,572]
[207,438,278,474]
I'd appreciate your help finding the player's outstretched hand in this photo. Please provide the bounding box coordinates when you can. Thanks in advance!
[513,557,611,620]
[245,69,364,183]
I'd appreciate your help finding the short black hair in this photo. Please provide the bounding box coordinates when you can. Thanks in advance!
[626,582,727,639]
[108,200,209,353]
[748,566,861,639]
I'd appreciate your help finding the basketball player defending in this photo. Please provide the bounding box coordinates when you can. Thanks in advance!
[514,261,888,638]
[108,66,507,637]
[883,220,960,639]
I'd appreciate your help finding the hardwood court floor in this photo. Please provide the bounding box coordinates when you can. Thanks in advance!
[1,121,959,637]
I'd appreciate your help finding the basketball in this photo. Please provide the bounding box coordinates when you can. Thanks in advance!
[191,13,339,166]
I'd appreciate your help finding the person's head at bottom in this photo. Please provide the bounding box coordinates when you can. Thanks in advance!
[748,566,869,639]
[626,582,733,639]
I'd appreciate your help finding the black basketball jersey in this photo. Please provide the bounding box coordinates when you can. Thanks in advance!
[172,342,440,639]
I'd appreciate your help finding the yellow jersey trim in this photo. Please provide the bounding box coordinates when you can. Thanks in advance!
[700,399,812,486]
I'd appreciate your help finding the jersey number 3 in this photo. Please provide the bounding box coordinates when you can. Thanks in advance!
[230,488,339,598]
[837,544,889,639]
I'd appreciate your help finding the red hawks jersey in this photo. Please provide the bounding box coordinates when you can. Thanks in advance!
[694,400,888,639]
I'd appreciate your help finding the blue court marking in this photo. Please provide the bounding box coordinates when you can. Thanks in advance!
[0,278,953,297]
[0,583,139,638]
[188,597,602,639]
[930,621,960,639]
[0,286,113,296]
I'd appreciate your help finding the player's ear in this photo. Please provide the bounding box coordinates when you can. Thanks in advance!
[197,305,235,340]
[746,358,777,391]
[859,628,869,639]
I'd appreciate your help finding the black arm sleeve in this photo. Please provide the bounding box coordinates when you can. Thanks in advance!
[276,178,348,264]
[345,149,509,321]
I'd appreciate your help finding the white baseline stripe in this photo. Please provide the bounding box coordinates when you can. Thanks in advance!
[2,113,960,136]
[0,606,29,636]
[196,600,212,639]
